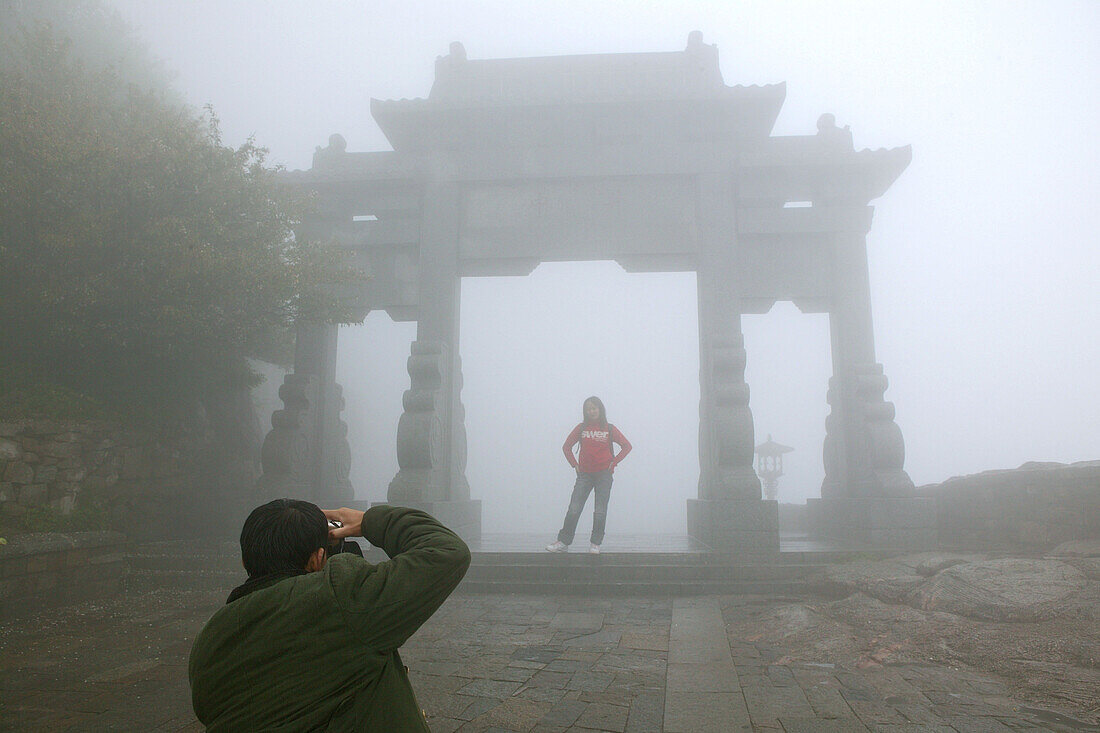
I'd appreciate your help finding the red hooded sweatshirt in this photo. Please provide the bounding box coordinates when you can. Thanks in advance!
[563,422,632,473]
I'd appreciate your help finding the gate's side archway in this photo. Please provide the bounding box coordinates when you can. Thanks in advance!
[258,35,930,551]
[742,301,833,504]
[336,314,415,503]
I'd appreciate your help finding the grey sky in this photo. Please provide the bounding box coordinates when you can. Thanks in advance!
[110,1,1099,535]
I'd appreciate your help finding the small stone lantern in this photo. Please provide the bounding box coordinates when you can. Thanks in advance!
[755,435,793,501]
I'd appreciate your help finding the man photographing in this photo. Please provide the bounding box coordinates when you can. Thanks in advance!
[188,500,470,731]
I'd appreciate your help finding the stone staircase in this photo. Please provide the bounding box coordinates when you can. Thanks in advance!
[457,550,839,596]
[125,538,882,598]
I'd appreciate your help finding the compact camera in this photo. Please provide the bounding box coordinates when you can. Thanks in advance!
[326,519,363,557]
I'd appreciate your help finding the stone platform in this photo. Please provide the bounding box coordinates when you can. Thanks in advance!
[364,500,483,545]
[808,497,938,549]
[124,534,897,600]
[466,533,861,555]
[687,499,780,553]
[449,534,890,596]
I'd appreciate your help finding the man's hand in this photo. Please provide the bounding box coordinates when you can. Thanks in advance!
[323,507,364,541]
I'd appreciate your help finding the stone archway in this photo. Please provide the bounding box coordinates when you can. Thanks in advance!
[257,35,924,550]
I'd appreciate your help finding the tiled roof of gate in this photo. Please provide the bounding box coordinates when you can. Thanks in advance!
[425,43,730,105]
[369,38,789,152]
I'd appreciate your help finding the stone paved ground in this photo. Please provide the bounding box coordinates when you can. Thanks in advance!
[0,588,1088,732]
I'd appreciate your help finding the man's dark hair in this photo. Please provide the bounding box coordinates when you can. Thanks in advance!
[240,499,328,577]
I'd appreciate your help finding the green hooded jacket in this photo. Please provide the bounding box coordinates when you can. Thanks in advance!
[188,505,471,731]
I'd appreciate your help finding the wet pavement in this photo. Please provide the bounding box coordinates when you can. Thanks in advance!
[1,583,1079,732]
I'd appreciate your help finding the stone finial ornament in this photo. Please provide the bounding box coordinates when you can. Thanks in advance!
[432,42,468,96]
[312,133,347,169]
[326,133,347,153]
[816,113,854,149]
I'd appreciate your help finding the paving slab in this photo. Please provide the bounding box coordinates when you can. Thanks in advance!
[624,690,664,733]
[539,699,589,728]
[664,691,753,732]
[778,718,870,732]
[0,586,1088,732]
[664,597,752,731]
[667,661,740,692]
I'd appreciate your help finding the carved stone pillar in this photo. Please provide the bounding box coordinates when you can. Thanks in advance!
[698,330,760,501]
[255,374,317,502]
[255,318,353,509]
[384,182,480,540]
[821,233,914,497]
[332,384,354,503]
[389,341,448,501]
[686,173,777,553]
[822,364,912,498]
[294,320,354,508]
[812,233,934,548]
[449,354,471,502]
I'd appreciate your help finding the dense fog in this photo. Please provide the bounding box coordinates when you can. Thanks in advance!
[108,1,1099,536]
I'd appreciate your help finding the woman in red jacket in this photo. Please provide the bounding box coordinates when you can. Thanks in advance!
[546,396,631,555]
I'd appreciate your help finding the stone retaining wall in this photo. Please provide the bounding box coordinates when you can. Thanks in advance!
[0,420,188,523]
[918,461,1100,549]
[0,531,128,618]
[0,411,259,540]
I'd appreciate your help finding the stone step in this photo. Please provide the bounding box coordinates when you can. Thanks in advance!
[456,578,839,597]
[459,554,835,596]
[125,540,863,597]
[126,559,821,581]
[126,564,833,599]
[129,541,887,565]
[463,562,821,583]
[124,567,831,598]
[470,551,854,565]
[127,570,837,599]
[129,549,824,574]
[472,549,894,565]
[474,552,732,566]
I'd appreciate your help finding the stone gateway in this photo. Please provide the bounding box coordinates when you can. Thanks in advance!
[260,35,920,550]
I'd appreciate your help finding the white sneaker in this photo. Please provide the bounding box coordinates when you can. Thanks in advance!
[589,544,600,555]
[546,540,568,553]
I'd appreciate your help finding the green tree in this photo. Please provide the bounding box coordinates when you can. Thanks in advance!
[0,0,175,95]
[0,8,361,421]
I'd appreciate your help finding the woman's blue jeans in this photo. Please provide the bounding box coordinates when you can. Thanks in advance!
[556,469,613,545]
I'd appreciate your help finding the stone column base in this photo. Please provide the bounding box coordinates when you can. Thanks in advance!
[686,499,779,555]
[363,499,482,544]
[808,497,937,550]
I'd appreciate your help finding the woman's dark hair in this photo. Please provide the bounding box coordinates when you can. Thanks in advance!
[582,396,608,428]
[240,498,328,577]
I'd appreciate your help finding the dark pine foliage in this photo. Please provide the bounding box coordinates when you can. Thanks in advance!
[0,9,362,423]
